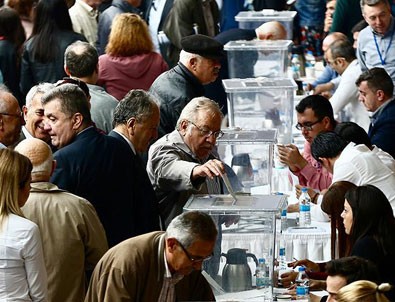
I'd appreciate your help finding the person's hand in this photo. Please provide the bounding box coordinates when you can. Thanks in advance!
[295,184,317,199]
[277,144,307,171]
[288,259,320,272]
[287,202,299,213]
[279,270,298,288]
[192,159,224,180]
[313,82,334,95]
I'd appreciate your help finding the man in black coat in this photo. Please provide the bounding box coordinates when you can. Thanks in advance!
[109,89,162,233]
[42,83,136,247]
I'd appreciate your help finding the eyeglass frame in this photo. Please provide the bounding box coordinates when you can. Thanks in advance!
[295,117,324,131]
[177,240,213,263]
[188,120,224,139]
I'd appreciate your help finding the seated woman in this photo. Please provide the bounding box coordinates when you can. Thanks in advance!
[281,181,355,289]
[0,148,47,300]
[342,185,395,300]
[337,281,392,302]
[98,13,168,101]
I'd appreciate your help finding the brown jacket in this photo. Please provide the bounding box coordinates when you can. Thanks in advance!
[84,231,215,301]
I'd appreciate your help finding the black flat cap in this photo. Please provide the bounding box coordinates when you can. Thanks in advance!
[181,34,225,60]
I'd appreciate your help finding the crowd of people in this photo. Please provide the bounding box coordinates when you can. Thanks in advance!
[1,0,395,301]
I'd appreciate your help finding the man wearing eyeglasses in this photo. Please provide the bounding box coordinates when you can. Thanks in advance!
[0,86,24,148]
[277,95,336,196]
[85,211,217,301]
[147,96,224,228]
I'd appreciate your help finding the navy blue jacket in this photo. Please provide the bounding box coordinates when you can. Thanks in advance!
[108,130,161,233]
[51,127,136,247]
[369,99,395,159]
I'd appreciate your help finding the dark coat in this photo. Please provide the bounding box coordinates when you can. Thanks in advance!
[108,130,161,233]
[368,99,395,159]
[149,62,204,138]
[50,127,136,247]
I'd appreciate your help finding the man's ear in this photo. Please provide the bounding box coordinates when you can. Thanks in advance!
[376,89,386,102]
[166,237,178,253]
[127,117,137,135]
[71,113,84,129]
[64,65,71,76]
[179,120,189,136]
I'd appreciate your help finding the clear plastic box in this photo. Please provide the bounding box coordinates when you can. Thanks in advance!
[216,129,276,195]
[235,10,297,40]
[224,40,292,79]
[183,194,287,300]
[223,78,297,144]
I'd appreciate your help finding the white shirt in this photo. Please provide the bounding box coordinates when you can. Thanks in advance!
[0,214,47,301]
[330,60,370,131]
[333,143,395,213]
[69,0,98,46]
[148,0,167,53]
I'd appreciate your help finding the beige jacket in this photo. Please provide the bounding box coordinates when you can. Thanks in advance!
[22,182,108,302]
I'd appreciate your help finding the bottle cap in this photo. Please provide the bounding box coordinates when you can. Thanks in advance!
[259,258,265,264]
[298,266,306,272]
[301,187,308,193]
[296,286,307,295]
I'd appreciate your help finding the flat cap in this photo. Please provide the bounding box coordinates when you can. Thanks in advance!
[181,34,224,60]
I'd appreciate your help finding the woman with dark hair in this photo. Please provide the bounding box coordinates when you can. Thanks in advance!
[20,0,86,97]
[0,6,26,104]
[342,185,395,300]
[98,13,167,101]
[321,181,355,259]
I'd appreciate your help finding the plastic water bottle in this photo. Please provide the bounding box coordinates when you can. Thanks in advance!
[256,258,270,289]
[295,266,310,292]
[305,50,316,78]
[291,54,301,80]
[296,285,310,301]
[281,208,288,232]
[299,187,311,226]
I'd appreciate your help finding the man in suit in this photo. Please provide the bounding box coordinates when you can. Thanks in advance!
[109,89,162,233]
[356,67,395,159]
[42,83,136,247]
[16,138,108,302]
[0,85,23,148]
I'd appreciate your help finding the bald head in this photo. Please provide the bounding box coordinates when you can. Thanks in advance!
[255,21,287,40]
[0,88,23,147]
[15,138,54,182]
[322,32,348,52]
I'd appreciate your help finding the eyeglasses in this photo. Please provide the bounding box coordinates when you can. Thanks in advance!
[0,112,23,119]
[177,240,213,263]
[295,118,323,131]
[188,120,224,139]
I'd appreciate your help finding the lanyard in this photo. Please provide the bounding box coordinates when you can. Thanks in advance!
[373,28,395,65]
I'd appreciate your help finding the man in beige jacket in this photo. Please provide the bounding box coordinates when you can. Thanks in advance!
[15,138,108,302]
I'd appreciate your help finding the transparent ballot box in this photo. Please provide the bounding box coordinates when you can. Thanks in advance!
[216,129,276,195]
[224,40,292,79]
[184,194,287,301]
[235,10,297,40]
[223,78,297,144]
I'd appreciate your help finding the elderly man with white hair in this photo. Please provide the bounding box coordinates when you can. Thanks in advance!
[149,34,224,138]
